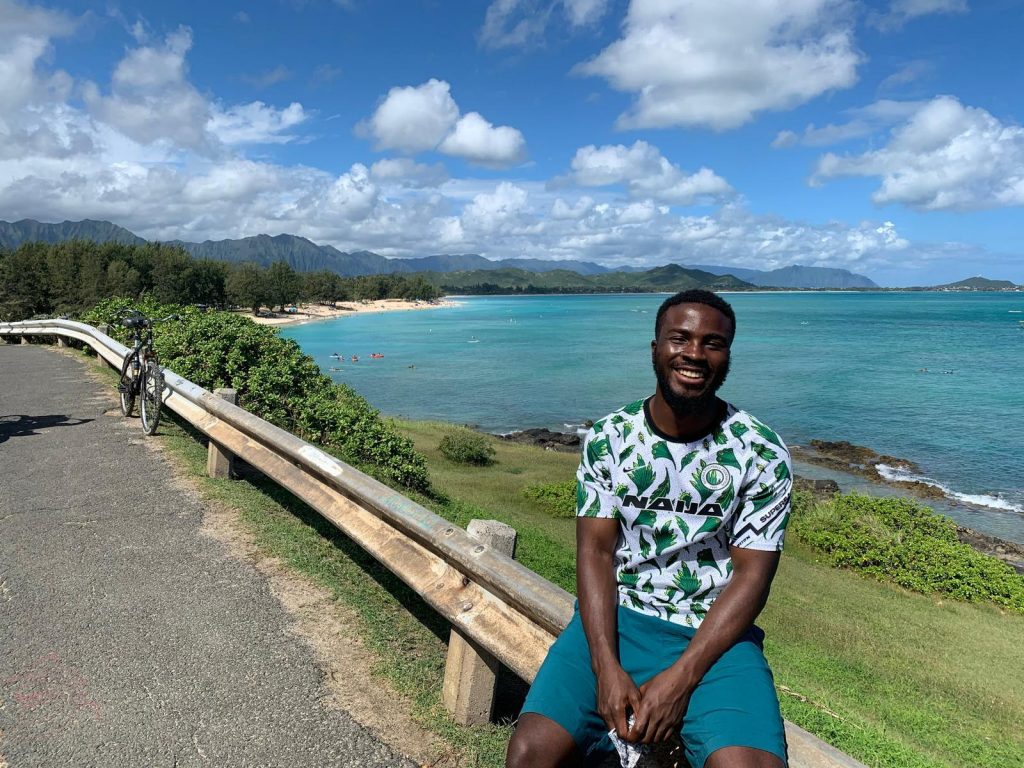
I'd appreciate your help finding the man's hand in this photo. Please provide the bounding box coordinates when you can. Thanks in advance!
[596,663,643,739]
[627,670,691,743]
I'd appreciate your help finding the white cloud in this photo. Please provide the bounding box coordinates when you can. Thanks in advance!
[462,181,531,232]
[240,65,293,88]
[478,0,609,49]
[575,0,860,131]
[207,102,308,145]
[83,27,214,151]
[564,141,732,204]
[871,0,968,32]
[359,79,527,168]
[0,0,75,114]
[773,99,924,148]
[438,112,527,168]
[357,78,459,153]
[812,96,1024,211]
[370,158,448,188]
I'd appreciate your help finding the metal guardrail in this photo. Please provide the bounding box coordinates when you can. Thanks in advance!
[0,319,866,768]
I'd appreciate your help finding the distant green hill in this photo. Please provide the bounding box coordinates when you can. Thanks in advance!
[935,276,1019,290]
[417,263,753,293]
[0,218,145,249]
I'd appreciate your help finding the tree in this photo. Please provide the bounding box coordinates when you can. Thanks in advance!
[106,260,142,298]
[266,260,300,311]
[0,243,51,320]
[180,259,228,307]
[226,263,270,315]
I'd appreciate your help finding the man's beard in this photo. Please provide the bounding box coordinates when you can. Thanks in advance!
[653,357,730,418]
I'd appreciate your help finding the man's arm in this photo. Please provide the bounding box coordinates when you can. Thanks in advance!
[627,546,781,744]
[576,517,642,739]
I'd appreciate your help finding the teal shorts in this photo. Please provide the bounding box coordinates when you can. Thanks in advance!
[520,604,787,768]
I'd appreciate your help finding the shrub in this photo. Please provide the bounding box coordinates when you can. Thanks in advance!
[522,480,577,518]
[790,491,1024,612]
[438,428,496,466]
[82,297,430,492]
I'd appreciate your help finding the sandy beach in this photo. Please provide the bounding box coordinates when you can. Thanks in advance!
[241,298,460,327]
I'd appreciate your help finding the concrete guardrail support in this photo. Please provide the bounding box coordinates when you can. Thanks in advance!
[443,519,518,726]
[207,388,239,479]
[20,335,30,345]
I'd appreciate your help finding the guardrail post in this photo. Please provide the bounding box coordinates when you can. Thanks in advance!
[442,519,518,726]
[57,336,67,348]
[207,388,238,479]
[20,335,30,345]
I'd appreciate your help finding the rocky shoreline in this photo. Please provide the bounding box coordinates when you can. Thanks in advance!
[497,428,1024,572]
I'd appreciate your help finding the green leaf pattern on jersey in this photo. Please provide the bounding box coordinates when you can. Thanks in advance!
[627,457,656,495]
[576,401,792,629]
[652,440,673,462]
[729,422,749,447]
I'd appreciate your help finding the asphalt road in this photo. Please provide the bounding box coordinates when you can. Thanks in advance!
[0,344,416,768]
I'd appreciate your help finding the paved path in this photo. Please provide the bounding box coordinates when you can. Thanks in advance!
[0,345,415,768]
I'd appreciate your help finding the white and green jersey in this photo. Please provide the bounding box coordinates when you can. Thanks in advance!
[576,398,792,628]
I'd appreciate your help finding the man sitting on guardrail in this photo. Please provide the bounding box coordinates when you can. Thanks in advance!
[507,290,792,768]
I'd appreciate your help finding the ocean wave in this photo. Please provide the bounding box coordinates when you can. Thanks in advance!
[876,464,1024,514]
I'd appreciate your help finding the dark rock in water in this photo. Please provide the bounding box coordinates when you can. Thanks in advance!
[957,527,1024,574]
[792,441,944,501]
[793,477,841,497]
[499,428,581,453]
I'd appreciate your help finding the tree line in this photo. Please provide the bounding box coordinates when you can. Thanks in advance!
[0,239,443,321]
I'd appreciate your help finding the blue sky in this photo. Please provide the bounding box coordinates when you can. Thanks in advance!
[1,0,1022,285]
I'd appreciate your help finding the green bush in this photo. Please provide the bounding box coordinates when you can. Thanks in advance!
[790,492,1024,612]
[82,297,430,492]
[438,428,496,466]
[522,479,577,518]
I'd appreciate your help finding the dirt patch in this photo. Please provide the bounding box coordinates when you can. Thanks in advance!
[192,495,453,766]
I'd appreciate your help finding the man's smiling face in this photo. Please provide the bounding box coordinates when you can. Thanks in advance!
[651,303,733,416]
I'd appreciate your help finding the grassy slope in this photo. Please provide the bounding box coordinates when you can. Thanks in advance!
[394,419,1024,768]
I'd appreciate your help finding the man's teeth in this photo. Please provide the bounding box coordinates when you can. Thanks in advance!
[677,369,705,380]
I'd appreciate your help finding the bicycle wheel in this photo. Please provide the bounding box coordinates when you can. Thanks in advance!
[140,359,164,435]
[118,358,137,416]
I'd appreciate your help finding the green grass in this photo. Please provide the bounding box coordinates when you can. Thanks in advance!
[392,418,1024,768]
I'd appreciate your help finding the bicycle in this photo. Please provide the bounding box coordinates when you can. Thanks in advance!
[116,310,178,435]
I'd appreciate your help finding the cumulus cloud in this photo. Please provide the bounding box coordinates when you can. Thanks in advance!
[82,27,214,151]
[812,96,1024,211]
[479,0,609,49]
[370,158,448,188]
[870,0,968,32]
[575,0,860,131]
[563,141,732,204]
[359,79,527,167]
[0,0,75,114]
[207,102,309,145]
[773,99,923,148]
[438,112,527,167]
[357,78,459,153]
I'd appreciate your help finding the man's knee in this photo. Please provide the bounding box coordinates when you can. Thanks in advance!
[705,746,786,768]
[506,713,580,768]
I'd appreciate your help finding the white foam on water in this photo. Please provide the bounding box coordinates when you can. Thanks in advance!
[876,463,1024,514]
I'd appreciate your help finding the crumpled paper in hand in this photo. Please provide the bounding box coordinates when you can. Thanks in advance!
[608,714,649,768]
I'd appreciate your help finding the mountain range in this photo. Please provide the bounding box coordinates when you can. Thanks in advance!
[1,218,882,289]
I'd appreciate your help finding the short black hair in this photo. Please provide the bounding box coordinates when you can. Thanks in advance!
[654,289,736,340]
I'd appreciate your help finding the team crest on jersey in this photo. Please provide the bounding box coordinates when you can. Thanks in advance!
[700,463,731,490]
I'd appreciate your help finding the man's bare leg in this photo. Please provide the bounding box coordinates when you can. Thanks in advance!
[705,746,786,768]
[505,713,583,768]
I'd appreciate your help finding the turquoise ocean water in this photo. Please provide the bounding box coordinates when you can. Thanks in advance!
[283,293,1024,542]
